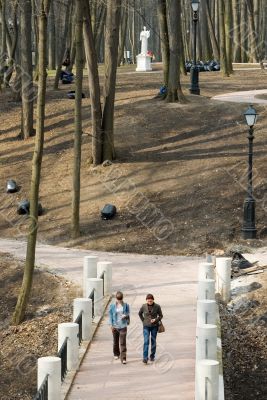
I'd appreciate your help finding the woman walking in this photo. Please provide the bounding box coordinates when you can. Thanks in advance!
[138,294,163,364]
[109,291,130,364]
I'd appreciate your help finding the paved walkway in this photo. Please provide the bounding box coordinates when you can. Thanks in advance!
[0,239,199,400]
[212,89,267,104]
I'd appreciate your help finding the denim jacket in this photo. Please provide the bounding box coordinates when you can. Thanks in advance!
[109,302,130,329]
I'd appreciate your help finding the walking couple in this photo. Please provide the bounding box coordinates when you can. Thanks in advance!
[109,291,163,365]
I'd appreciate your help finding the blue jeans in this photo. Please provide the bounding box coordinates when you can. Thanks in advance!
[143,326,158,360]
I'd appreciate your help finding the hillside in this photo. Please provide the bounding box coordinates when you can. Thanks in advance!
[0,66,266,255]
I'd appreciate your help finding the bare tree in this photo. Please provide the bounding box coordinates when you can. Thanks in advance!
[20,0,34,139]
[101,0,122,161]
[13,0,51,325]
[166,0,185,102]
[71,0,84,238]
[157,0,169,87]
[54,0,72,89]
[83,0,103,164]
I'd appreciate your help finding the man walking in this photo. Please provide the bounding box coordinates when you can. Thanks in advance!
[138,294,163,364]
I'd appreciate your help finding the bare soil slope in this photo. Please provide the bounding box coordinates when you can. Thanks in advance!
[0,67,266,255]
[221,270,267,399]
[0,252,79,399]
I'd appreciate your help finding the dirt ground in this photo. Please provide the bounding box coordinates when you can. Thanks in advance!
[0,65,267,257]
[220,270,267,399]
[0,252,80,400]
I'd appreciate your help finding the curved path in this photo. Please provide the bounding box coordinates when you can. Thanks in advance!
[212,89,267,104]
[0,239,199,400]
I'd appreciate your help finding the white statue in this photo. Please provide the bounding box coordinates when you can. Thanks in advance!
[140,26,150,56]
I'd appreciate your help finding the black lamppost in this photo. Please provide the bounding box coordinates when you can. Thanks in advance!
[189,0,200,95]
[242,105,258,239]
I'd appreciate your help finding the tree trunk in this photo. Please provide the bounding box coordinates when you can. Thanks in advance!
[129,0,136,64]
[0,0,6,88]
[232,0,241,62]
[66,12,76,73]
[166,0,185,102]
[83,0,103,165]
[225,0,234,73]
[94,3,106,62]
[48,0,56,70]
[4,2,19,85]
[101,0,122,161]
[54,1,71,90]
[203,0,220,61]
[219,0,230,76]
[240,0,247,62]
[72,0,84,238]
[157,0,170,87]
[20,0,34,139]
[32,0,39,79]
[246,0,259,62]
[13,0,51,325]
[117,2,128,66]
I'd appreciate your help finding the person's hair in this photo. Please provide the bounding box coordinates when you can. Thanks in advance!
[116,291,123,300]
[146,293,154,300]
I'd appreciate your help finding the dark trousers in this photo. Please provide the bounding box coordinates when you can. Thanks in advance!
[112,327,127,361]
[143,326,158,360]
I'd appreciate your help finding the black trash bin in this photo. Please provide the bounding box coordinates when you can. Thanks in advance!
[101,204,117,220]
[17,200,43,216]
[6,179,19,193]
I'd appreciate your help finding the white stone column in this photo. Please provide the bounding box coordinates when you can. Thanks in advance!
[86,278,103,317]
[197,300,216,325]
[196,359,219,400]
[58,323,79,371]
[196,324,217,361]
[215,257,231,302]
[83,256,98,297]
[198,262,215,280]
[97,261,112,296]
[73,298,92,341]
[37,357,61,400]
[198,279,215,300]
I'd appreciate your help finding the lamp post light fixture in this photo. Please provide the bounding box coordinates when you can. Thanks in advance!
[242,105,258,239]
[189,0,200,95]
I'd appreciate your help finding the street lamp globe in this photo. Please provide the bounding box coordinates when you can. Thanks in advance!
[192,0,200,11]
[244,105,258,127]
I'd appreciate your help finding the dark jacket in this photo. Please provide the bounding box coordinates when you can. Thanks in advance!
[138,303,163,327]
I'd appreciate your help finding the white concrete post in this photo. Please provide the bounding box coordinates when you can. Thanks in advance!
[73,298,92,341]
[197,300,216,325]
[86,278,103,317]
[196,359,219,400]
[58,323,79,371]
[97,261,112,296]
[196,324,217,361]
[198,262,215,280]
[215,257,231,302]
[198,279,215,300]
[37,357,61,400]
[83,256,98,297]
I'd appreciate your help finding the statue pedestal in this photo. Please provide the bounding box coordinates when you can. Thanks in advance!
[136,54,152,72]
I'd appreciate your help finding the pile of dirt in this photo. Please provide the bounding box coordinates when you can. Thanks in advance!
[220,271,267,399]
[0,252,80,400]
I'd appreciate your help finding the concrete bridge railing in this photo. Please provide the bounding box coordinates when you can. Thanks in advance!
[195,257,231,400]
[33,256,112,400]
